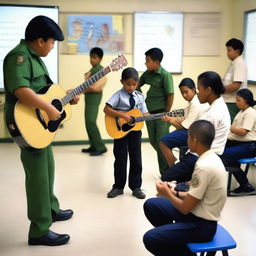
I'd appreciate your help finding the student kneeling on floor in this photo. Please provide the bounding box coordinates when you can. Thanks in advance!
[143,120,227,256]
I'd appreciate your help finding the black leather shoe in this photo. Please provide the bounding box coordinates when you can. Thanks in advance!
[52,209,74,222]
[90,148,107,156]
[132,188,146,199]
[107,188,123,198]
[28,230,70,246]
[81,147,95,153]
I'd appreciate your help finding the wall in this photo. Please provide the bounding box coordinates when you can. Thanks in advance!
[0,0,254,142]
[232,0,256,97]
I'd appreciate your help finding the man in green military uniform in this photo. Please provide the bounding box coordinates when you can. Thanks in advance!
[81,47,107,156]
[3,16,80,246]
[138,48,174,175]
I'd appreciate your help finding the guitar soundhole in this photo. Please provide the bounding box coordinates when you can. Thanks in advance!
[48,111,66,132]
[121,117,135,132]
[51,99,63,112]
[122,123,134,132]
[122,117,136,131]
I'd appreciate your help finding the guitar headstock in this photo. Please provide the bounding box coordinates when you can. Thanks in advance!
[110,55,128,71]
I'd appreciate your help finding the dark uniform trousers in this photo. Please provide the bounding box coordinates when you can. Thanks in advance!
[143,197,217,256]
[146,118,170,175]
[21,145,60,238]
[161,153,199,183]
[84,92,106,151]
[113,131,142,190]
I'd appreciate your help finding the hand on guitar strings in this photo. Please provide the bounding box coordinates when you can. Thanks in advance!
[66,89,80,105]
[121,112,135,125]
[46,104,62,121]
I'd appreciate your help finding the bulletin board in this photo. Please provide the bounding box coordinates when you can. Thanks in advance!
[183,13,221,56]
[66,15,124,54]
[244,9,256,83]
[61,11,223,72]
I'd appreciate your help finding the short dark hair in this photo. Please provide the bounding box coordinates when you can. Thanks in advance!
[197,71,225,96]
[237,88,256,107]
[145,48,163,62]
[225,38,244,55]
[25,15,64,42]
[121,67,139,81]
[178,78,195,89]
[90,47,104,58]
[189,120,215,147]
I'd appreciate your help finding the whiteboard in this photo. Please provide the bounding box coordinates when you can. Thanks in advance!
[244,10,256,83]
[0,4,59,91]
[134,12,183,73]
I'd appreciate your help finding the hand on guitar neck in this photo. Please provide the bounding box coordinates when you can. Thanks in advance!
[162,115,185,129]
[66,89,80,105]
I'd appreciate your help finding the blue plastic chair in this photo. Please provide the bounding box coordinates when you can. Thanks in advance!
[187,224,236,256]
[226,157,256,196]
[238,157,256,176]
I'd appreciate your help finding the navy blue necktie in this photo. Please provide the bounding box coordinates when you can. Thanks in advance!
[129,93,135,109]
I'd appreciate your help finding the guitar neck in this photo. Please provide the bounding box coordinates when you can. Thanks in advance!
[61,66,111,106]
[134,110,184,122]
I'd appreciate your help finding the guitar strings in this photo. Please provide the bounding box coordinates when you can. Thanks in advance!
[59,67,109,107]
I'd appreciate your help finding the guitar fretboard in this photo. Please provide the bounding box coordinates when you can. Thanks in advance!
[61,66,111,106]
[134,110,184,122]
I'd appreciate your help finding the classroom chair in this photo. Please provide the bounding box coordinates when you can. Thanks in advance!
[226,157,256,196]
[187,224,236,256]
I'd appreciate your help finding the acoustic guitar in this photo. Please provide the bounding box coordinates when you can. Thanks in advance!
[8,55,128,149]
[105,108,184,139]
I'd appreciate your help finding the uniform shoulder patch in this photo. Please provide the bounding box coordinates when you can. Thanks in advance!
[16,55,26,65]
[191,174,200,188]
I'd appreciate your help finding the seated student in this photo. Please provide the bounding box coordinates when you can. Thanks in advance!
[161,71,230,183]
[221,88,256,195]
[104,67,149,199]
[160,77,209,167]
[143,120,227,256]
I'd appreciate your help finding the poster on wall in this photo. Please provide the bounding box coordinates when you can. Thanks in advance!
[134,12,183,73]
[67,15,124,54]
[244,10,256,83]
[184,13,221,56]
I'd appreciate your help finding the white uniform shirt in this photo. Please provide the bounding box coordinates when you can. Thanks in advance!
[199,97,231,155]
[222,55,248,103]
[182,95,209,129]
[189,149,227,221]
[228,107,256,141]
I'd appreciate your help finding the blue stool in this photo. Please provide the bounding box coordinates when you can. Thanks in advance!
[238,157,256,176]
[187,224,236,256]
[226,157,256,196]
